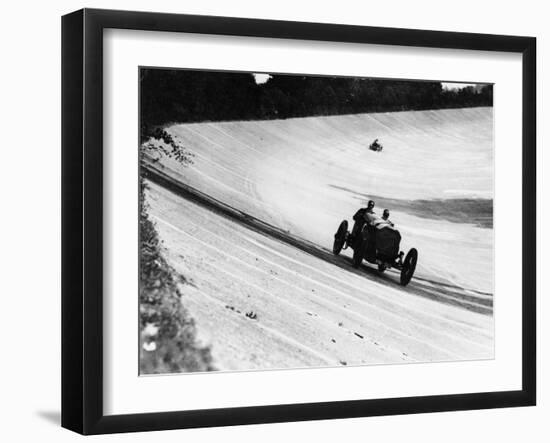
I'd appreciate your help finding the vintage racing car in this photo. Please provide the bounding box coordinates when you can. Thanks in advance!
[332,218,418,286]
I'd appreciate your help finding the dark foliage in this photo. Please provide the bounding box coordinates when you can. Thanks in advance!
[140,127,194,165]
[140,69,493,126]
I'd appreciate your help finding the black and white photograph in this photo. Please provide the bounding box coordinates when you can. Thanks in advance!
[0,0,545,439]
[139,69,495,375]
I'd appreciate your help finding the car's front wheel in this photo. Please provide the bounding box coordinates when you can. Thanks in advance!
[400,248,418,286]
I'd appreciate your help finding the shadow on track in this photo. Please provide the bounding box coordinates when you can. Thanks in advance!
[334,254,492,315]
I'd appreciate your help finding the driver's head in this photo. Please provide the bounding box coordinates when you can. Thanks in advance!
[367,200,375,211]
[383,209,390,219]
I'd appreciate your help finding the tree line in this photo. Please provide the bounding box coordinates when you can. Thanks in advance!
[140,68,492,128]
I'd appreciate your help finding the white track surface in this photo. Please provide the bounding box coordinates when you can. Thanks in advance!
[144,107,494,370]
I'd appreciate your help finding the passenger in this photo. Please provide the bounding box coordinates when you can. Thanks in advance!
[375,209,396,230]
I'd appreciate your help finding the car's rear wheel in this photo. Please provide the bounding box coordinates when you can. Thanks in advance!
[333,220,348,255]
[352,240,364,267]
[400,248,418,286]
[353,226,371,268]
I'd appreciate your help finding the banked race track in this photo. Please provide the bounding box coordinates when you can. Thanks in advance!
[143,107,494,371]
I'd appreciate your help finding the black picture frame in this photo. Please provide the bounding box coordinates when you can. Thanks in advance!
[61,8,536,435]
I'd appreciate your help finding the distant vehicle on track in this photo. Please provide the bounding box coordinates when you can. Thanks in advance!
[332,216,418,286]
[369,138,383,152]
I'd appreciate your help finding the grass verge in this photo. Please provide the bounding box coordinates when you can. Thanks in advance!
[139,178,214,374]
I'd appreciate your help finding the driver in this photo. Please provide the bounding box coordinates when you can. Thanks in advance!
[349,200,376,243]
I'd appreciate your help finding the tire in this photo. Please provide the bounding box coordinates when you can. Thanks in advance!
[353,243,364,268]
[400,248,418,286]
[333,220,348,255]
[352,237,366,267]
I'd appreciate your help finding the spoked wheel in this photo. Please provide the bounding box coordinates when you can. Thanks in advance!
[333,220,348,255]
[400,248,418,286]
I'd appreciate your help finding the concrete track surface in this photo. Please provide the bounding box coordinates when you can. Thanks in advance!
[144,107,494,371]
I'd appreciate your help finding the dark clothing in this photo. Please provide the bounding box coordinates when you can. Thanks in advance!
[351,208,367,237]
[353,208,367,223]
[350,208,375,249]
